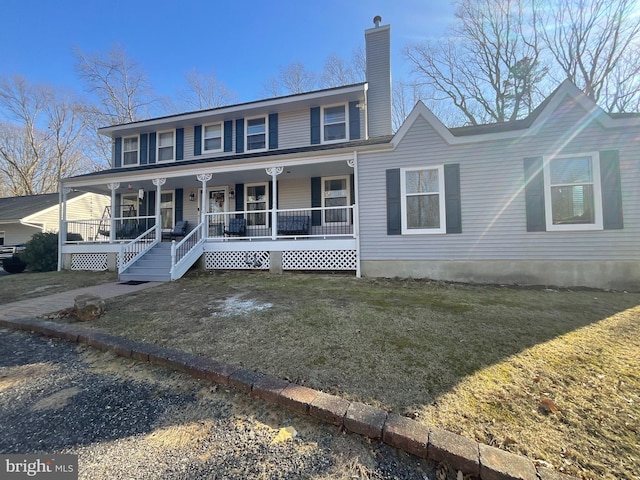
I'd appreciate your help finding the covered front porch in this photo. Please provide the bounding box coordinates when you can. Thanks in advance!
[59,152,360,280]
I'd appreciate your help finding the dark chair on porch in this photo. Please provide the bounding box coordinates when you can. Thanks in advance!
[165,220,189,241]
[224,218,246,237]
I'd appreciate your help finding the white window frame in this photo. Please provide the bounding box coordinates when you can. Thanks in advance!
[321,103,349,144]
[543,152,603,232]
[321,175,351,226]
[244,182,269,227]
[122,135,139,166]
[245,116,268,152]
[400,165,446,235]
[156,130,175,162]
[202,122,223,153]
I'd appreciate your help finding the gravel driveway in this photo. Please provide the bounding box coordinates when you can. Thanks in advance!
[0,329,445,479]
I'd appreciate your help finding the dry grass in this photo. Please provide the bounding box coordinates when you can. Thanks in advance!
[0,270,117,304]
[39,271,640,478]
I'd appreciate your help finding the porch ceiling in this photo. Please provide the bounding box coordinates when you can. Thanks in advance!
[66,158,355,196]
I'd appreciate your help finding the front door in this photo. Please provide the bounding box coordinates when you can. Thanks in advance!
[206,187,227,237]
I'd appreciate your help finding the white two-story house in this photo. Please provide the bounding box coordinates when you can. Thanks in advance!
[60,18,640,290]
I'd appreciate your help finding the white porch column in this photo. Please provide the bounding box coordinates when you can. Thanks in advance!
[152,178,166,241]
[107,182,120,243]
[348,154,361,278]
[197,173,212,237]
[266,167,283,240]
[58,187,71,271]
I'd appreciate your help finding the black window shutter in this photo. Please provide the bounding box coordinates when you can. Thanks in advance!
[224,121,233,152]
[176,128,184,160]
[236,119,244,153]
[311,177,322,226]
[114,137,122,168]
[600,150,623,229]
[310,107,320,145]
[269,113,278,149]
[148,132,156,164]
[386,169,401,235]
[235,183,244,218]
[175,188,183,222]
[194,125,202,156]
[524,157,546,232]
[140,133,148,165]
[349,101,360,140]
[444,164,462,234]
[115,193,121,216]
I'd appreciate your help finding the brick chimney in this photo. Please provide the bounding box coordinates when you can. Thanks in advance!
[365,16,392,137]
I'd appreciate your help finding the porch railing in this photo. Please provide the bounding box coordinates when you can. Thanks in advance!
[204,205,355,240]
[170,221,204,280]
[118,226,157,274]
[65,216,156,242]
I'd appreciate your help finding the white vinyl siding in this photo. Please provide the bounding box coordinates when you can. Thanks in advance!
[358,99,640,262]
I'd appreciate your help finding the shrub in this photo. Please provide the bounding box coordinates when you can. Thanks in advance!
[22,232,59,272]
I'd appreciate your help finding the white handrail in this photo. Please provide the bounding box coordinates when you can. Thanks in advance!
[118,226,157,274]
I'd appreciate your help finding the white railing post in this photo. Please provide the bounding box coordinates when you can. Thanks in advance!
[107,182,120,243]
[197,173,212,238]
[152,178,166,241]
[266,167,283,240]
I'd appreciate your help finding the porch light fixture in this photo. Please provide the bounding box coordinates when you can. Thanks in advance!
[229,189,235,200]
[189,191,196,201]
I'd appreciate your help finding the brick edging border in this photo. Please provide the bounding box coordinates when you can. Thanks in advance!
[0,317,578,480]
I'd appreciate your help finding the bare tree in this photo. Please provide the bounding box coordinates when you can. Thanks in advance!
[320,47,366,88]
[176,69,237,111]
[601,43,640,112]
[540,0,640,104]
[0,76,88,195]
[74,46,159,167]
[405,0,546,126]
[263,62,318,97]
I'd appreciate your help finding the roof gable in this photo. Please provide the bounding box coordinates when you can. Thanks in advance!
[392,80,639,147]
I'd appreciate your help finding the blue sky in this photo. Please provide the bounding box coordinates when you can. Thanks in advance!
[0,0,455,104]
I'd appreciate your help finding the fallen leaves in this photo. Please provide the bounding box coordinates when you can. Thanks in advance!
[538,397,560,414]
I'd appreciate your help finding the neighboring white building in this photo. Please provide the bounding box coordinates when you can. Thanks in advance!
[58,18,640,290]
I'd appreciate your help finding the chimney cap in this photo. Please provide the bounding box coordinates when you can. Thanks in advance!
[373,15,382,27]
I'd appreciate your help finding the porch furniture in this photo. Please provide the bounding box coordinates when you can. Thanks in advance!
[224,218,247,237]
[277,215,310,235]
[166,220,189,241]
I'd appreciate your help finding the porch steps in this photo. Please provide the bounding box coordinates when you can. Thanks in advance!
[119,243,174,282]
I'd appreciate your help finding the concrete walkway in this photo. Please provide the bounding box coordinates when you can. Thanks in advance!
[0,281,161,322]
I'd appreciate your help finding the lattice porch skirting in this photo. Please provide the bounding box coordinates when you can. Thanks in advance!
[70,253,108,271]
[282,250,357,271]
[204,251,271,270]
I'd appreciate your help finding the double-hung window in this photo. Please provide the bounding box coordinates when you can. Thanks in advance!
[157,131,175,162]
[203,123,222,152]
[401,166,446,234]
[322,104,347,143]
[322,176,350,224]
[122,136,139,166]
[544,153,603,231]
[246,117,267,151]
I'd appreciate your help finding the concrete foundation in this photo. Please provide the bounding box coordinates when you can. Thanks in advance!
[360,259,640,291]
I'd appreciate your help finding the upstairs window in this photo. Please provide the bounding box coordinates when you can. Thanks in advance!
[246,117,266,151]
[203,123,223,152]
[322,104,347,143]
[157,131,175,162]
[401,166,446,234]
[544,153,603,231]
[122,136,139,166]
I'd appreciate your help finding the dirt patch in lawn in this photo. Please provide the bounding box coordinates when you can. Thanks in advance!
[57,271,639,479]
